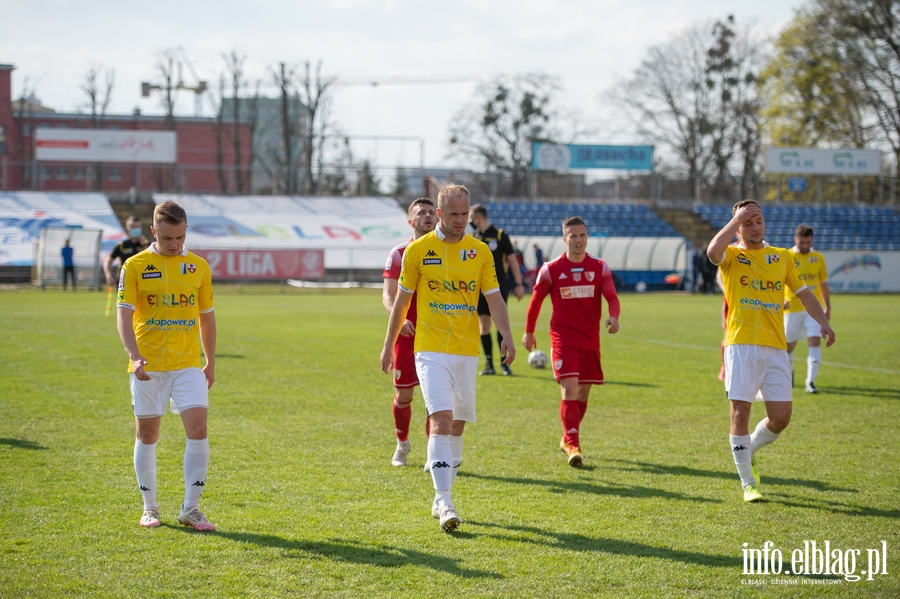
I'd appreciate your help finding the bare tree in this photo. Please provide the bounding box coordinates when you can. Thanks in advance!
[14,77,37,188]
[297,60,336,195]
[269,62,299,194]
[212,73,229,193]
[80,64,115,190]
[448,73,573,197]
[209,51,260,194]
[704,17,767,197]
[608,23,717,196]
[156,50,178,130]
[151,50,179,191]
[264,59,336,195]
[609,18,767,199]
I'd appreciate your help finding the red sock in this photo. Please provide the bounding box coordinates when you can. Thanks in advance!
[577,400,588,425]
[560,400,581,447]
[392,401,411,442]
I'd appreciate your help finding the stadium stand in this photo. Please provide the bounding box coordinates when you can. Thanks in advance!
[483,202,681,238]
[693,205,900,251]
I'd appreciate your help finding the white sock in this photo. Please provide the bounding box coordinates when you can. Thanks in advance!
[183,438,209,510]
[750,420,780,455]
[730,434,755,486]
[807,346,822,384]
[134,440,158,510]
[428,434,454,508]
[449,435,463,487]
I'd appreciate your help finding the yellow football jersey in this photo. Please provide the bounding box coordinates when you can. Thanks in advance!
[398,227,499,356]
[784,247,828,313]
[117,246,214,372]
[715,244,805,350]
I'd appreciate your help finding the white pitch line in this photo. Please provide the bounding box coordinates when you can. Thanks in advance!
[618,336,900,375]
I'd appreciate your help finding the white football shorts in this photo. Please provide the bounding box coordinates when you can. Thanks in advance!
[724,344,792,402]
[131,368,209,418]
[414,351,478,422]
[784,310,822,343]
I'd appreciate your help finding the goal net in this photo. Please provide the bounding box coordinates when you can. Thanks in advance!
[34,227,103,290]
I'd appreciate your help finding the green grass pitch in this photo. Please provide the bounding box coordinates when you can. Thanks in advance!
[1,287,897,598]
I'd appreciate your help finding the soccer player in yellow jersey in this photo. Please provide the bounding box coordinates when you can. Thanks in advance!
[784,225,831,394]
[116,200,218,531]
[380,184,516,532]
[708,200,835,503]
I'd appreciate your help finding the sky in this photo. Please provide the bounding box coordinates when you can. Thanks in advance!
[1,0,802,173]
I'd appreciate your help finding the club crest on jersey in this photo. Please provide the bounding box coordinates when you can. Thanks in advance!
[488,240,498,251]
[180,263,197,274]
[461,249,477,261]
[765,254,780,264]
[810,256,818,263]
[573,272,582,282]
[586,271,595,281]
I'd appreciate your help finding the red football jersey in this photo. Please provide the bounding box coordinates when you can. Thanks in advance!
[383,240,417,324]
[525,253,621,350]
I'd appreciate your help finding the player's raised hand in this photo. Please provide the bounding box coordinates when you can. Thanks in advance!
[734,203,762,224]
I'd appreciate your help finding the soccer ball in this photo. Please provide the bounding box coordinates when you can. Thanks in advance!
[528,349,548,369]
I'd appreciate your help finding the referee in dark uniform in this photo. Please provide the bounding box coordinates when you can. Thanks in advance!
[469,204,524,375]
[104,216,150,286]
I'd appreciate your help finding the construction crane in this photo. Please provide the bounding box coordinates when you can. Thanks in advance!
[332,74,484,88]
[140,47,208,117]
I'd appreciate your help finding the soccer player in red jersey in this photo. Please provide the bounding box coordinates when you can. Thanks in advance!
[522,216,621,467]
[382,198,437,466]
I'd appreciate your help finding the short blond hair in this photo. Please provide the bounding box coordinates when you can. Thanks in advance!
[437,184,470,210]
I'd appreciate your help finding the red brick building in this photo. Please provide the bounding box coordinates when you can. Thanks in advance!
[0,64,252,194]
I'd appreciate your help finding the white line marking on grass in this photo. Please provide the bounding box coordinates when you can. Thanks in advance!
[818,361,900,375]
[620,336,900,375]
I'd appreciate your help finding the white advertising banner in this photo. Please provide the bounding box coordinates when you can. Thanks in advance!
[0,192,126,265]
[153,194,410,270]
[35,128,177,163]
[766,147,882,175]
[821,250,900,293]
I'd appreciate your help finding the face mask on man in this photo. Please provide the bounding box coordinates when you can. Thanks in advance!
[130,228,143,238]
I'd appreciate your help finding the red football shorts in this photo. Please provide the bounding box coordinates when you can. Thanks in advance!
[393,333,420,389]
[551,345,604,384]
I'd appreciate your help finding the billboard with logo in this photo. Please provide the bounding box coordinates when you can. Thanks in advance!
[35,128,177,163]
[765,148,881,175]
[153,194,410,270]
[532,143,653,171]
[821,251,899,293]
[0,191,126,265]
